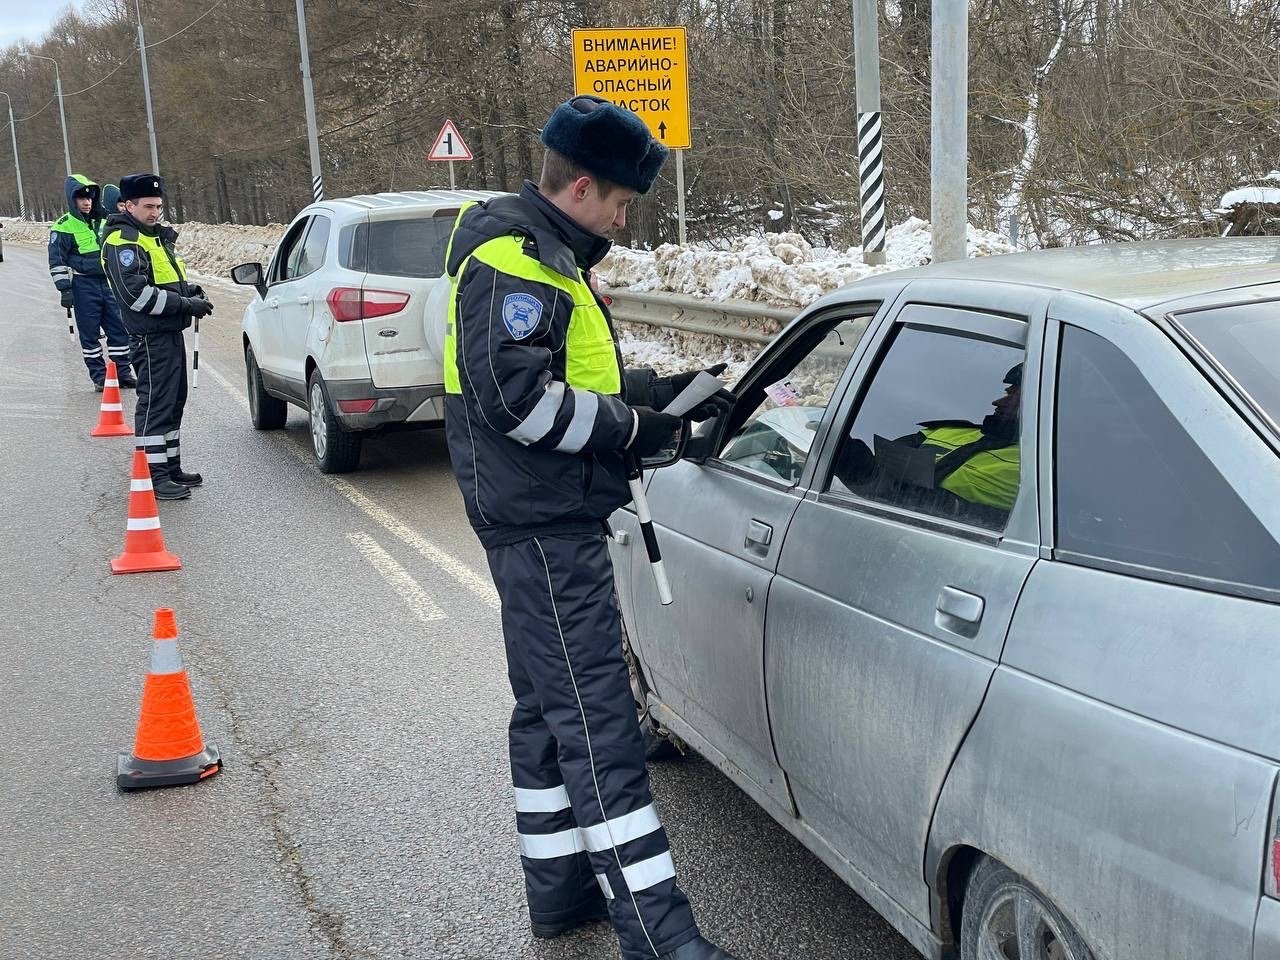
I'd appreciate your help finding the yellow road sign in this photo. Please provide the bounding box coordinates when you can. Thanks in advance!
[572,26,691,151]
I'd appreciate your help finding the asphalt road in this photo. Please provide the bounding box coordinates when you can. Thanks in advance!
[0,242,919,960]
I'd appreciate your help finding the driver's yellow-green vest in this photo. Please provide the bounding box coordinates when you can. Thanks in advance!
[920,425,1020,511]
[100,229,188,285]
[442,207,621,398]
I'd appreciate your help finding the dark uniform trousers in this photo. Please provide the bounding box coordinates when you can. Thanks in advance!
[131,330,188,482]
[489,532,700,960]
[72,274,133,381]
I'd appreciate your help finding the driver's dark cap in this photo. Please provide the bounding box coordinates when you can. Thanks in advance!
[1004,364,1024,387]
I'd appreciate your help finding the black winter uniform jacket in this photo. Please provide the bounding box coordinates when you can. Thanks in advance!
[100,212,195,337]
[443,183,658,548]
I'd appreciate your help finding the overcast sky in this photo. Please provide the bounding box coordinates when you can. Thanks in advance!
[0,1,79,51]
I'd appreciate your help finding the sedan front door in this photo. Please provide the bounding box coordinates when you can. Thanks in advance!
[629,304,880,809]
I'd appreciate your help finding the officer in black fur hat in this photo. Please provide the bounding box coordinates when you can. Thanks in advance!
[101,174,214,500]
[438,98,735,960]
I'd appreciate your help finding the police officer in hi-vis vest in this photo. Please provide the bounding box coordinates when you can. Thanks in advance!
[48,174,136,390]
[442,96,736,960]
[101,174,213,501]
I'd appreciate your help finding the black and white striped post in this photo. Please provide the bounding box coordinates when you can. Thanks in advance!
[853,0,887,266]
[192,317,199,388]
[295,0,325,205]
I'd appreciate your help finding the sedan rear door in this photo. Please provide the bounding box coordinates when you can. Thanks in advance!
[765,280,1048,924]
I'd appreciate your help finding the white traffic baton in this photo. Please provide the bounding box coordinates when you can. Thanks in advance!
[192,316,199,388]
[66,306,74,336]
[627,453,673,606]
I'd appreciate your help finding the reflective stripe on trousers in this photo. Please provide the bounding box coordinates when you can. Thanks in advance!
[488,532,700,960]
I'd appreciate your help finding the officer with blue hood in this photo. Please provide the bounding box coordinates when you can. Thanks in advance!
[98,183,124,237]
[48,174,135,389]
[442,96,736,960]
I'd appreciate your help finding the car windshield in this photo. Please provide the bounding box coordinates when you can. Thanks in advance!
[1175,300,1280,429]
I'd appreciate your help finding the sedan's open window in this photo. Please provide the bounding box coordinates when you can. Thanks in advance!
[717,314,872,484]
[827,322,1027,532]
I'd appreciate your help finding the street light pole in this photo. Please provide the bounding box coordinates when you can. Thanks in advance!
[135,0,161,175]
[1,93,26,219]
[294,0,325,202]
[931,0,968,263]
[22,52,72,175]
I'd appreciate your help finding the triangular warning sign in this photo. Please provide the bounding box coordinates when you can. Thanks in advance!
[429,120,473,161]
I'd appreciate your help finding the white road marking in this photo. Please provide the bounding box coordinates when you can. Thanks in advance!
[346,532,446,623]
[201,359,500,610]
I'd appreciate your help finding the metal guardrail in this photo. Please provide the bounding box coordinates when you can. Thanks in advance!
[605,288,796,345]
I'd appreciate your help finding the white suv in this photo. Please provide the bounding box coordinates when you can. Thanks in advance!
[231,189,502,472]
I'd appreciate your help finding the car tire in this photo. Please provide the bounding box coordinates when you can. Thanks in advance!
[960,857,1095,960]
[246,345,287,430]
[307,370,363,473]
[621,617,684,762]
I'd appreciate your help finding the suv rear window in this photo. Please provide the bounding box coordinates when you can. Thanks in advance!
[341,213,458,278]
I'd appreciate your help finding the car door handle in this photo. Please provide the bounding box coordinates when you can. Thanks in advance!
[297,295,311,305]
[267,297,280,309]
[745,519,773,549]
[937,586,985,625]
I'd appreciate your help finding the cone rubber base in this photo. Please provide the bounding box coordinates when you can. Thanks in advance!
[91,422,134,438]
[110,550,183,575]
[117,745,221,791]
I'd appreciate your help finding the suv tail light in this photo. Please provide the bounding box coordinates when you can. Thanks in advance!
[326,287,410,322]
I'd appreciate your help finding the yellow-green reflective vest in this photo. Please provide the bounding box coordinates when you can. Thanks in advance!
[52,212,101,256]
[443,212,621,398]
[919,425,1020,511]
[100,229,188,286]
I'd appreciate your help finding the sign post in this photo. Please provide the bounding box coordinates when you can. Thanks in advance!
[572,26,692,243]
[429,120,473,189]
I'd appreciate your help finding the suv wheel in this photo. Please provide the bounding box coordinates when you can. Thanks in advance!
[246,345,287,430]
[308,371,363,473]
[961,857,1094,960]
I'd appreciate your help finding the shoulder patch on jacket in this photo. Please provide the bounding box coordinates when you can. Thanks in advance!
[502,293,543,340]
[119,248,136,268]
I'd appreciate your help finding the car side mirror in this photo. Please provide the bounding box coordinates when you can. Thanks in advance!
[638,420,690,470]
[231,261,267,299]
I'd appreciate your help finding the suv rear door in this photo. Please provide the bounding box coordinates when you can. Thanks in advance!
[346,208,461,389]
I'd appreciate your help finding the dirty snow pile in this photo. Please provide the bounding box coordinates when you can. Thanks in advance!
[0,218,285,279]
[597,218,1016,308]
[1217,172,1280,212]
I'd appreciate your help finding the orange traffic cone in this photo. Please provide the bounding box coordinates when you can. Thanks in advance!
[90,359,133,437]
[110,448,182,575]
[117,608,221,791]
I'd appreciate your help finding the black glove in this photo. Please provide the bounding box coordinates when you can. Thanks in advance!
[188,284,206,300]
[628,407,683,459]
[59,288,74,309]
[183,296,213,319]
[652,363,736,422]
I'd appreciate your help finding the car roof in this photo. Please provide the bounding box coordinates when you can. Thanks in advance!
[883,238,1280,311]
[306,189,506,218]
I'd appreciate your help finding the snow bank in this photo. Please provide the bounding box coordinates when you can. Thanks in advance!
[1218,186,1280,212]
[0,218,285,278]
[596,218,1015,308]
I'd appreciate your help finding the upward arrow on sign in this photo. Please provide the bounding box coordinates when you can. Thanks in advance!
[429,120,473,161]
[658,122,667,139]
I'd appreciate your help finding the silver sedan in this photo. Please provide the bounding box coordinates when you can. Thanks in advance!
[611,239,1280,960]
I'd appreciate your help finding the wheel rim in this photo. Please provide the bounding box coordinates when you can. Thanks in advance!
[247,353,260,419]
[309,382,327,459]
[977,886,1081,960]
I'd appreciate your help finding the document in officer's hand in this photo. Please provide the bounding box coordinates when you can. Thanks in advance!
[661,371,726,418]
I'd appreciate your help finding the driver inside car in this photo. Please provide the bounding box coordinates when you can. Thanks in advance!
[833,364,1023,520]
